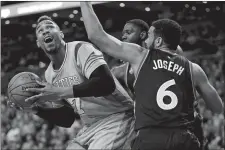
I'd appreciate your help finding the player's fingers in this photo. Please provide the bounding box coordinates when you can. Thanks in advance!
[7,100,11,106]
[7,102,13,108]
[36,80,47,86]
[11,102,15,107]
[26,88,43,93]
[7,101,22,110]
[25,93,42,103]
[7,101,15,107]
[24,95,39,102]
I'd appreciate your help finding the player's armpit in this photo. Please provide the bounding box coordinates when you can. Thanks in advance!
[192,63,223,114]
[80,2,144,66]
[111,64,127,80]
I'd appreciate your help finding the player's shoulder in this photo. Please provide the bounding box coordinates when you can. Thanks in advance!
[190,62,202,73]
[68,41,96,48]
[190,62,206,84]
[67,41,89,51]
[68,41,100,52]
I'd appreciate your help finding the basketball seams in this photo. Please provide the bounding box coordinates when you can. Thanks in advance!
[8,82,39,93]
[8,72,39,91]
[11,95,23,108]
[7,72,41,108]
[8,73,27,90]
[11,94,33,107]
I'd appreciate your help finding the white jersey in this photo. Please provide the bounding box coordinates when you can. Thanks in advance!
[45,41,133,126]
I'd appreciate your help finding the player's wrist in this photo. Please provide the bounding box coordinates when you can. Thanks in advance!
[59,87,74,99]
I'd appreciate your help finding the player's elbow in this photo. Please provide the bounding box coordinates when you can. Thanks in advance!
[88,34,101,43]
[107,77,116,95]
[87,27,104,42]
[102,76,116,96]
[97,76,115,97]
[87,33,94,41]
[207,96,224,114]
[213,103,224,114]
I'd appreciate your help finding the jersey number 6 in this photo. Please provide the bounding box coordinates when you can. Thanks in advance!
[156,79,178,110]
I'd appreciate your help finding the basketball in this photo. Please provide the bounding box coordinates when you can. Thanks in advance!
[7,72,42,108]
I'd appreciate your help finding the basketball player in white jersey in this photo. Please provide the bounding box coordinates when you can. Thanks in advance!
[19,15,135,149]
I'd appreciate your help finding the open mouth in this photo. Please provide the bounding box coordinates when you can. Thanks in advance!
[44,36,53,43]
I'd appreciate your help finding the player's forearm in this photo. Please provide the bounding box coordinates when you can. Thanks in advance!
[80,2,140,64]
[36,104,77,128]
[80,2,103,41]
[60,65,115,98]
[57,69,114,101]
[203,88,223,114]
[72,65,115,97]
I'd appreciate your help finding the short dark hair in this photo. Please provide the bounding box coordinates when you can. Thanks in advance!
[151,19,182,50]
[126,19,149,32]
[36,15,59,30]
[37,15,54,23]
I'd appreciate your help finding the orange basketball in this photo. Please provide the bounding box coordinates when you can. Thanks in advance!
[7,72,42,108]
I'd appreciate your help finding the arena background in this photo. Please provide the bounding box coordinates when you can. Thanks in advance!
[1,1,224,150]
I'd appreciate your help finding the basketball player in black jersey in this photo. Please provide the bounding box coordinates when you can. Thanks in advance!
[80,2,223,150]
[111,19,149,99]
[111,18,206,150]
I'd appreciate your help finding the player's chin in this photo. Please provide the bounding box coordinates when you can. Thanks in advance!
[45,47,57,54]
[46,50,57,54]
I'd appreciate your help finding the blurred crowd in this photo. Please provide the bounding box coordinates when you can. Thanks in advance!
[1,2,224,150]
[1,94,82,149]
[194,55,224,150]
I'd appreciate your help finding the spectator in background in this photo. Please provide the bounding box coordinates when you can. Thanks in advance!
[6,128,21,150]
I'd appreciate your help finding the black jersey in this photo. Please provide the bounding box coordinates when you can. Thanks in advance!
[125,62,135,97]
[134,48,196,130]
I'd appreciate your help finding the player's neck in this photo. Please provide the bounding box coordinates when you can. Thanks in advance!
[158,46,175,54]
[51,42,67,70]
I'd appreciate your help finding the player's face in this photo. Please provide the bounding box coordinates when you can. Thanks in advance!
[122,23,141,44]
[36,20,63,55]
[145,26,156,49]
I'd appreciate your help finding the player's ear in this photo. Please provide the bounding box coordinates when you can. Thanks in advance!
[60,31,64,39]
[140,31,147,40]
[155,37,163,48]
[36,40,40,48]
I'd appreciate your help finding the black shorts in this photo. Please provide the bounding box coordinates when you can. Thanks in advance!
[132,127,200,150]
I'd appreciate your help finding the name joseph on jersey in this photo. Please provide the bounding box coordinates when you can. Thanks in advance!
[153,59,184,75]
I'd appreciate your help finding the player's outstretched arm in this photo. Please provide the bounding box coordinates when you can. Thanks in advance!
[80,2,144,66]
[192,63,223,114]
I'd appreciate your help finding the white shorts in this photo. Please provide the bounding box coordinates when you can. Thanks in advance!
[66,110,135,150]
